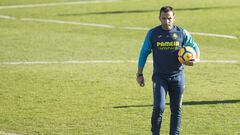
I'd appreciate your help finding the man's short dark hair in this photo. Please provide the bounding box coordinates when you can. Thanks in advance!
[160,6,174,16]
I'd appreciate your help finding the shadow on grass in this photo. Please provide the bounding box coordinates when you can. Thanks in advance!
[58,6,240,16]
[113,99,240,109]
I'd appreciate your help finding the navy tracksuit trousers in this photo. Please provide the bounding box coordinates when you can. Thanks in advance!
[151,73,184,135]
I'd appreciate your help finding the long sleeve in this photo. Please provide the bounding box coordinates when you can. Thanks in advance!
[183,29,200,61]
[138,30,152,68]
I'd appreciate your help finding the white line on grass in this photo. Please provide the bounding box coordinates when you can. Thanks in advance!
[0,131,19,135]
[0,15,238,39]
[190,32,238,39]
[122,26,149,31]
[200,60,238,63]
[21,18,115,28]
[0,15,16,20]
[0,0,120,9]
[0,60,238,65]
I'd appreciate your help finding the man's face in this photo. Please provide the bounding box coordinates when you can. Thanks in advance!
[159,11,175,30]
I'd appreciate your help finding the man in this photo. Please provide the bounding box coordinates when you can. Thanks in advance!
[136,6,200,135]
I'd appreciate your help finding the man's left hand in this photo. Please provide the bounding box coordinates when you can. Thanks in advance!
[182,59,196,66]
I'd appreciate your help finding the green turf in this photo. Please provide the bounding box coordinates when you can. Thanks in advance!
[0,0,240,134]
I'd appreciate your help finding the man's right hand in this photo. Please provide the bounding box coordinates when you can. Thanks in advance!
[136,75,145,87]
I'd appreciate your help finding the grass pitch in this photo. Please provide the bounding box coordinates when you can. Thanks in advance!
[0,0,240,134]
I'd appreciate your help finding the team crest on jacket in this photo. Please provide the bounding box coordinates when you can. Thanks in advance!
[157,35,162,38]
[172,33,178,40]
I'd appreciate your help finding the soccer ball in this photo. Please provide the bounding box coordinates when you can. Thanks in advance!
[178,46,196,64]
